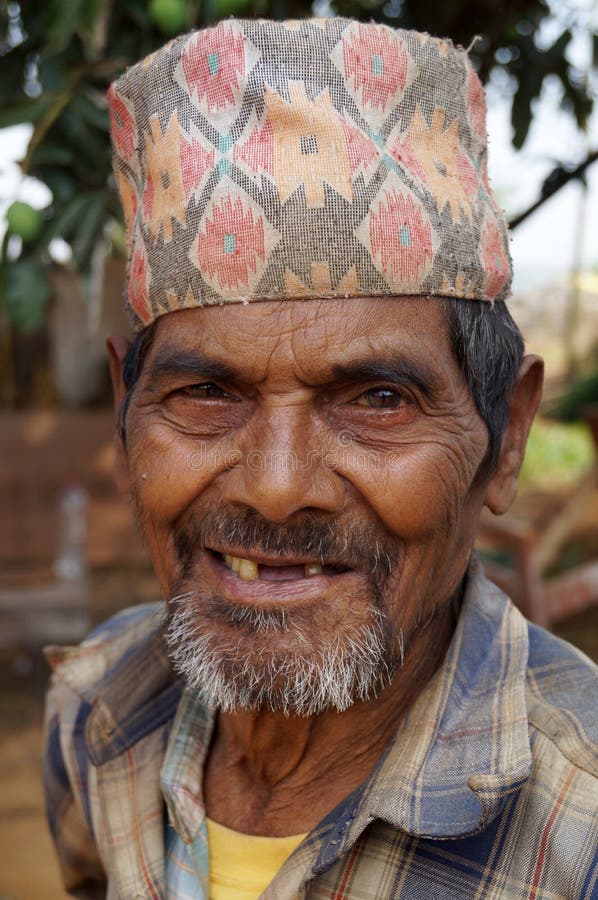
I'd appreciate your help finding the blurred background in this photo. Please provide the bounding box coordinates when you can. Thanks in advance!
[1,0,597,896]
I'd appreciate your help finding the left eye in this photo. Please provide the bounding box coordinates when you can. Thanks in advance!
[181,382,231,400]
[353,388,404,409]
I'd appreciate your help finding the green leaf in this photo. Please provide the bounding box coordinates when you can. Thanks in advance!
[38,170,77,205]
[42,192,94,244]
[46,0,87,53]
[214,0,251,16]
[58,103,109,172]
[3,258,52,333]
[81,0,111,32]
[70,91,110,132]
[0,98,55,128]
[511,83,532,150]
[71,193,106,270]
[28,143,76,168]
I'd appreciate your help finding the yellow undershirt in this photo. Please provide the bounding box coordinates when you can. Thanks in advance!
[206,817,307,900]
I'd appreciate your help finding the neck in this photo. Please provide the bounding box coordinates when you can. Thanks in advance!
[204,593,458,835]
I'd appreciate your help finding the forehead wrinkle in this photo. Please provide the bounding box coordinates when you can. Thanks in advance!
[144,296,459,390]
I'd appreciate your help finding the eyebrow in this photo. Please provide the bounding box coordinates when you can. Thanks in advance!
[332,357,439,398]
[144,348,439,397]
[145,350,237,388]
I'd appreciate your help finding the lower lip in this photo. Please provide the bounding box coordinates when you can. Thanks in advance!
[202,550,358,605]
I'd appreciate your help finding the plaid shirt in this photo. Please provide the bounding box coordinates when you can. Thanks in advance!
[44,560,598,899]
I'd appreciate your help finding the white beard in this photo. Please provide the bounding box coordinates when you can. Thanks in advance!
[164,594,403,717]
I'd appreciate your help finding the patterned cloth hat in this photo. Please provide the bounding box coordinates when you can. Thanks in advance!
[109,17,512,331]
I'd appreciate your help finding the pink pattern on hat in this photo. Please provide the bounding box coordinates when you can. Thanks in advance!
[467,70,487,141]
[180,22,246,112]
[341,118,379,180]
[342,24,408,114]
[197,195,266,292]
[108,85,138,167]
[128,237,152,324]
[481,215,510,300]
[369,183,434,287]
[181,132,216,198]
[456,151,479,201]
[233,119,274,176]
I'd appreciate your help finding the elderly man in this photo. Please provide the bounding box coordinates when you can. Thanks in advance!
[44,17,598,900]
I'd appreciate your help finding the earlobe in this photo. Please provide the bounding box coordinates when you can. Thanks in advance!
[106,335,132,494]
[484,355,544,515]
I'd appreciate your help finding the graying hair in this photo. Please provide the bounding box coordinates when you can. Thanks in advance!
[443,298,525,476]
[165,592,400,716]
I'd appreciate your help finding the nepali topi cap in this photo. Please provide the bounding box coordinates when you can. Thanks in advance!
[108,17,512,331]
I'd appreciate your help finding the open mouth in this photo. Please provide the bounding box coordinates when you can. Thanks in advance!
[209,549,351,582]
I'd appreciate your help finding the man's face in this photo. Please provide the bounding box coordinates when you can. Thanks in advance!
[120,296,492,714]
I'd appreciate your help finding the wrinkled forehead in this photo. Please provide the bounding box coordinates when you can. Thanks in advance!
[143,295,457,386]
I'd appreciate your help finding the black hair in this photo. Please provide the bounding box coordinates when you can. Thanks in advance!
[118,322,157,446]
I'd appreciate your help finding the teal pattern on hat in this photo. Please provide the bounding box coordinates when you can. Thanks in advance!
[108,17,512,330]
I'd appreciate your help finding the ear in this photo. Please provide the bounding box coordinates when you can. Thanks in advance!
[106,334,132,494]
[484,355,544,515]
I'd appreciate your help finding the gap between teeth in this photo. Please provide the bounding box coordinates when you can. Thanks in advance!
[223,554,323,581]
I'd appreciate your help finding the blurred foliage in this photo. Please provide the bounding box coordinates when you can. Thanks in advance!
[0,0,596,333]
[520,417,594,490]
[549,370,598,422]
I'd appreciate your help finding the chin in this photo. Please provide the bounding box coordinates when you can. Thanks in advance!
[164,589,401,716]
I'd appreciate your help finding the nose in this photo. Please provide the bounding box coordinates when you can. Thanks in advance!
[222,407,346,523]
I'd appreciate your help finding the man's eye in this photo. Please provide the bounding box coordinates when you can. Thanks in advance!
[353,388,404,409]
[181,382,231,400]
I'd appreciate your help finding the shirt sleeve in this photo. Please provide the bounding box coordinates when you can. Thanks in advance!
[43,674,107,899]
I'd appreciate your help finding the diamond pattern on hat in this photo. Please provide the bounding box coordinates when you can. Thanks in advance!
[109,18,513,330]
[330,23,416,130]
[479,212,510,301]
[341,114,380,186]
[109,84,139,174]
[128,232,152,325]
[142,111,189,243]
[174,21,260,130]
[233,110,274,184]
[115,168,139,240]
[356,174,436,292]
[189,179,281,298]
[283,262,360,298]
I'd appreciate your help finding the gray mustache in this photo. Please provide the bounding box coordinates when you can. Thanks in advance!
[174,507,398,583]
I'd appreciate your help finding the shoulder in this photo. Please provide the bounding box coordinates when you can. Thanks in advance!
[44,604,169,760]
[525,622,598,779]
[45,602,165,700]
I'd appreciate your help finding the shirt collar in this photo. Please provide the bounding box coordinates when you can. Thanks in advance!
[47,560,533,844]
[342,557,532,846]
[160,558,532,860]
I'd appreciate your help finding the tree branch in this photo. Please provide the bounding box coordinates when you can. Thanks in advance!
[508,150,598,230]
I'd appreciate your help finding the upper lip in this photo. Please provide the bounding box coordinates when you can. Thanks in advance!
[206,546,351,570]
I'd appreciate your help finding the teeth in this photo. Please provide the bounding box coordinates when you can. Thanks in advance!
[224,554,239,573]
[222,554,323,579]
[237,558,259,581]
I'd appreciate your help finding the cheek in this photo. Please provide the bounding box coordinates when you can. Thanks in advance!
[126,419,235,524]
[341,429,486,541]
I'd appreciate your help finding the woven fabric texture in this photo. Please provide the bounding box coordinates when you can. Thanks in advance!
[108,18,512,330]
